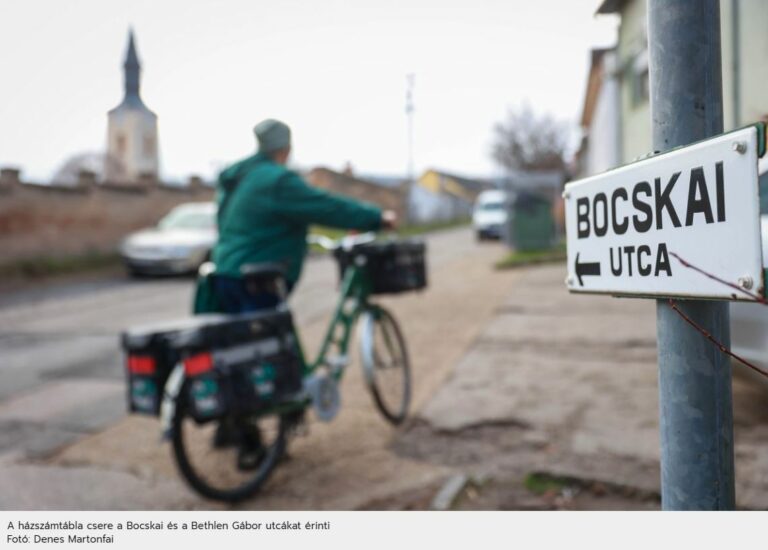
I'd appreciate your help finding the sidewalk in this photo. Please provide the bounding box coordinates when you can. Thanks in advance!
[406,262,768,510]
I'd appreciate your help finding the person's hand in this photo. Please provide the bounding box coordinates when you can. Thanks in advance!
[381,210,398,230]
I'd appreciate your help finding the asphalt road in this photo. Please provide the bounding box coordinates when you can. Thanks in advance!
[0,227,494,502]
[4,228,768,510]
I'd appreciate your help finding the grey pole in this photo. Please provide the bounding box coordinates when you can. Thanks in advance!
[731,0,741,128]
[648,0,735,510]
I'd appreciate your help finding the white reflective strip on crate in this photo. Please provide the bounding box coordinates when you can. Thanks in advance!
[211,335,294,366]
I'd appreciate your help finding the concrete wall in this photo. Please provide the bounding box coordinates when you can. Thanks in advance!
[0,169,213,264]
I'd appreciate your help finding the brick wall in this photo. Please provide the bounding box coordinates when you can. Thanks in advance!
[0,168,214,264]
[0,165,407,266]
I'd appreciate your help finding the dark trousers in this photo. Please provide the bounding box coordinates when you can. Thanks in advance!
[212,275,294,314]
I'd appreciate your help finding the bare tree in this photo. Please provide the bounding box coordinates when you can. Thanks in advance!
[491,105,569,172]
[51,152,126,185]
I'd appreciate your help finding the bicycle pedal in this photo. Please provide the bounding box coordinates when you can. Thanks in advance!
[286,411,309,437]
[327,354,349,369]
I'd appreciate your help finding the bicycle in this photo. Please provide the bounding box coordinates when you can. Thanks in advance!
[122,232,426,502]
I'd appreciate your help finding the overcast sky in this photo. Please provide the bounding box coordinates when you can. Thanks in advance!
[0,0,617,182]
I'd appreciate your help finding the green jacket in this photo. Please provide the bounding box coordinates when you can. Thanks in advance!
[211,153,382,285]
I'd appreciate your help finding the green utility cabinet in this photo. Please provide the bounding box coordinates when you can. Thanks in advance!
[505,191,555,251]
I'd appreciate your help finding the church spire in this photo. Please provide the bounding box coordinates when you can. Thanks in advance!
[107,26,159,184]
[123,29,141,101]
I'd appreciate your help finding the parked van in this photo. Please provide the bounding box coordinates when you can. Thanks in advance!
[472,190,508,241]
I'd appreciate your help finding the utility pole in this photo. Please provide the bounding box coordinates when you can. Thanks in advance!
[405,73,415,223]
[731,0,741,128]
[648,0,735,510]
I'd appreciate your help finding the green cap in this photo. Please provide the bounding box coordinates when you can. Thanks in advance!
[253,119,291,153]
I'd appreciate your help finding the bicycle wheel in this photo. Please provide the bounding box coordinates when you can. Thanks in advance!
[170,382,290,503]
[358,305,411,425]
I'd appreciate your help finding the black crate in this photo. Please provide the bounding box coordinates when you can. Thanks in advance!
[121,316,228,416]
[173,309,295,351]
[334,239,427,294]
[183,349,303,422]
[170,310,303,422]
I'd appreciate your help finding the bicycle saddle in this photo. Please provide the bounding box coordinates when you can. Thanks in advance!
[240,263,289,302]
[240,262,286,282]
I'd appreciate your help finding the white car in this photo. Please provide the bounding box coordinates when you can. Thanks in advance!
[120,202,217,276]
[473,190,508,241]
[731,157,768,366]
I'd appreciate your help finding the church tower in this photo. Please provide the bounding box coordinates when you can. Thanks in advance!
[105,30,159,183]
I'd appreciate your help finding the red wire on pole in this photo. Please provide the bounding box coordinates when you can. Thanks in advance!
[668,253,768,379]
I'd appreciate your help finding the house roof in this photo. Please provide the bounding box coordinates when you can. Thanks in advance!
[358,173,406,188]
[306,167,403,196]
[596,0,627,14]
[581,48,614,128]
[434,170,489,194]
[418,169,493,200]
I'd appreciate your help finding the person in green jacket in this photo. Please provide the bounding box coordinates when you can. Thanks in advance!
[205,119,396,313]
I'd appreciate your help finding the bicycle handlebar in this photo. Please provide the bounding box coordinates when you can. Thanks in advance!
[307,232,377,251]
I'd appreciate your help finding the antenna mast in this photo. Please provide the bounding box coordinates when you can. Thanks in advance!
[405,73,415,222]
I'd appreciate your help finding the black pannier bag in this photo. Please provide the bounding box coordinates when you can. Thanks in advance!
[334,238,427,294]
[121,315,228,416]
[171,309,303,422]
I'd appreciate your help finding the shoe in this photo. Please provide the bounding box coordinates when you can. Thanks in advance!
[236,425,266,471]
[212,419,238,449]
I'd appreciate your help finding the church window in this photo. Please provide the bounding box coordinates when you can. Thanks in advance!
[116,134,126,156]
[143,135,155,156]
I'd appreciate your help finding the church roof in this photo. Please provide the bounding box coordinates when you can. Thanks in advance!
[125,30,139,69]
[110,29,155,115]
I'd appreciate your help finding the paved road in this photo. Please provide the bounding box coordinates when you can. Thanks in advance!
[0,227,480,446]
[3,229,768,510]
[0,227,516,509]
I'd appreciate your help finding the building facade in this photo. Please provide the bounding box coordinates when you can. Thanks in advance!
[592,0,768,168]
[576,48,622,177]
[105,31,159,183]
[411,170,492,224]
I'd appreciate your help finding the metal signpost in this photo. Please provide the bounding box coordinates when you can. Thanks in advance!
[564,0,766,510]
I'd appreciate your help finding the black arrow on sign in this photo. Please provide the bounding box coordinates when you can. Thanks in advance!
[575,252,601,286]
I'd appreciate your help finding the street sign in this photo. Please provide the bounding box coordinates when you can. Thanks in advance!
[564,125,765,299]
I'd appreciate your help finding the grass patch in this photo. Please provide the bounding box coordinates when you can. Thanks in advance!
[523,472,575,495]
[523,471,661,504]
[495,242,566,270]
[396,217,471,237]
[0,250,121,279]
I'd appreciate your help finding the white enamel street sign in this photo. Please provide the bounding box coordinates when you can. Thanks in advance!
[564,126,764,299]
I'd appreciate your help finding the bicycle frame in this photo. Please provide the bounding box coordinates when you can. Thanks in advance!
[159,252,377,435]
[301,260,372,379]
